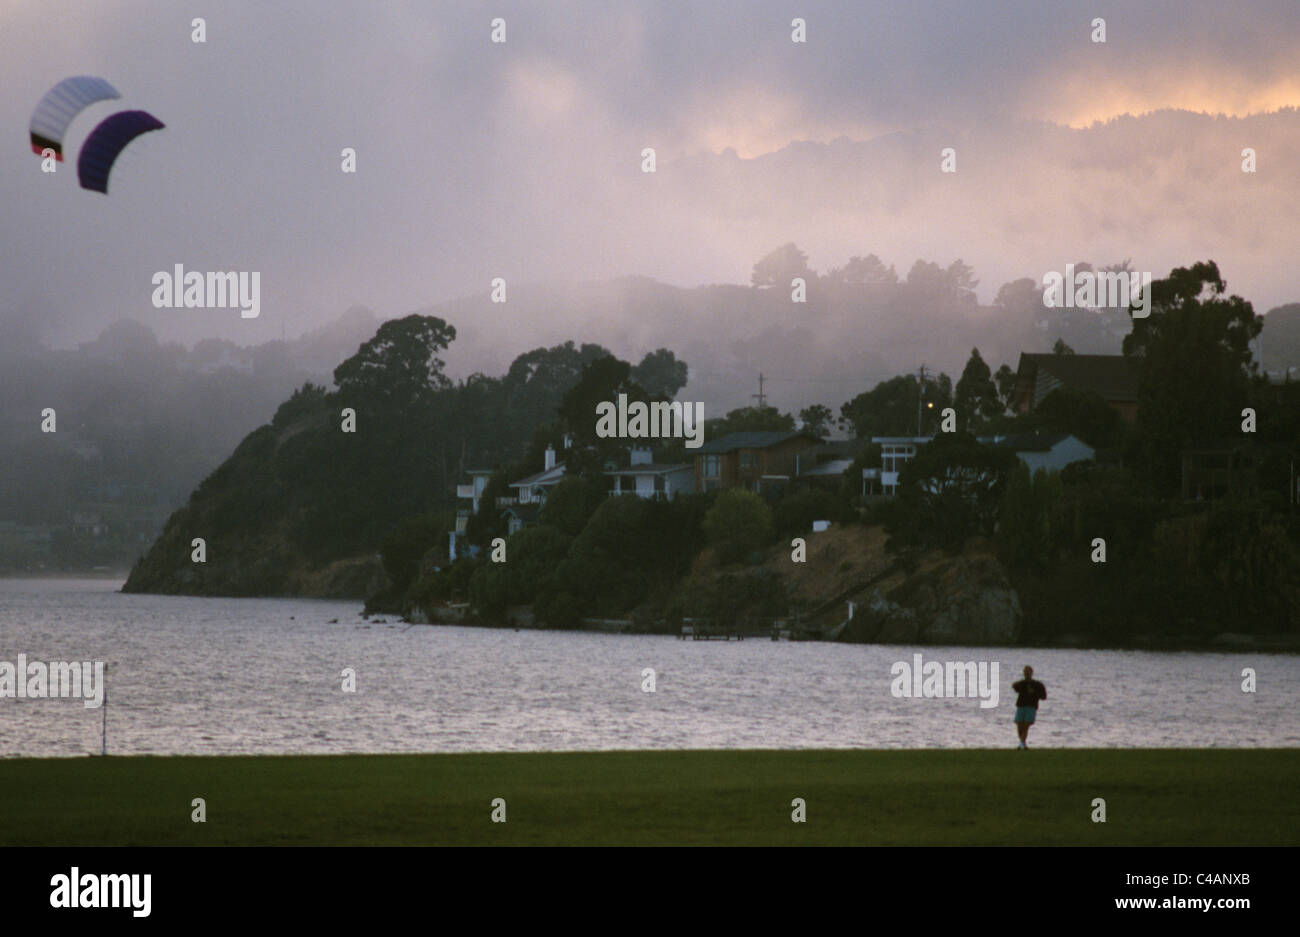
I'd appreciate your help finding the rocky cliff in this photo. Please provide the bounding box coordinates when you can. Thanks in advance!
[839,541,1022,645]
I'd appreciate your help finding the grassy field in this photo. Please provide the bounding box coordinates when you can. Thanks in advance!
[1,748,1296,846]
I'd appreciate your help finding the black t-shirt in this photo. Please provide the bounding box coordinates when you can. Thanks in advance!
[1012,679,1047,709]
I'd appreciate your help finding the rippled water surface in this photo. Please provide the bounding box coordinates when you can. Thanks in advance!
[2,579,1297,757]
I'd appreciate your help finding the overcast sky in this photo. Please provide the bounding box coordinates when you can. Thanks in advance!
[5,0,1300,355]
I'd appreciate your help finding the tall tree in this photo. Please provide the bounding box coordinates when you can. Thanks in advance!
[557,354,652,452]
[954,348,1001,429]
[499,341,612,457]
[332,314,456,407]
[840,372,952,439]
[706,405,796,438]
[994,276,1046,347]
[631,348,689,398]
[905,259,978,302]
[1122,261,1261,491]
[798,404,834,439]
[751,243,813,288]
[888,432,1017,553]
[826,254,898,285]
[994,277,1041,311]
[946,259,979,298]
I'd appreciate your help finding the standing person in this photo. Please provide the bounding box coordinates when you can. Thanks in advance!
[1012,665,1047,749]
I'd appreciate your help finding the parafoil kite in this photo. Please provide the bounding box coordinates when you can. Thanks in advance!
[76,110,165,194]
[29,76,120,160]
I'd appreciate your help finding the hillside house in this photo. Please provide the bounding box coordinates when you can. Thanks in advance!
[509,446,567,505]
[1012,353,1141,423]
[456,469,494,517]
[448,468,494,562]
[983,432,1096,473]
[868,432,1096,494]
[792,438,865,488]
[604,446,695,499]
[869,436,933,495]
[449,443,568,558]
[694,431,821,494]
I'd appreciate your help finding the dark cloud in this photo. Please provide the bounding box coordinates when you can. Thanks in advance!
[3,0,1298,358]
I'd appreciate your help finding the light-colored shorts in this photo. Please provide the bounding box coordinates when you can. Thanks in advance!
[1014,706,1037,724]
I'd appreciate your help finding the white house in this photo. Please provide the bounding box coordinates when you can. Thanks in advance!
[868,433,1095,495]
[509,446,567,505]
[451,444,573,556]
[870,436,932,495]
[455,469,494,517]
[604,447,695,499]
[449,467,495,562]
[980,433,1095,473]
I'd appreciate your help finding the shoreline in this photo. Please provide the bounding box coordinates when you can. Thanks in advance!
[399,609,1300,654]
[6,576,1298,654]
[0,572,129,580]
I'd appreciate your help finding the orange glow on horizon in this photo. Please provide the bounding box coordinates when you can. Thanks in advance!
[683,73,1300,159]
[1044,75,1300,129]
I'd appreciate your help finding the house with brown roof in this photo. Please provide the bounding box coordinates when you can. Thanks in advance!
[693,430,821,493]
[1012,353,1141,423]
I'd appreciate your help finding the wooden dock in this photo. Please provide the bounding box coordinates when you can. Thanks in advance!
[676,615,836,643]
[679,619,746,640]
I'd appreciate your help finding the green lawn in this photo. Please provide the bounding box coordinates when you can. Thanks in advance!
[1,748,1295,845]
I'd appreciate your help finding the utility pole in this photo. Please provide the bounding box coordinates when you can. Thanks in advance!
[916,364,928,436]
[752,372,767,410]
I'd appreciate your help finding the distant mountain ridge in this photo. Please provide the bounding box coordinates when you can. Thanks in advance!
[0,308,378,573]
